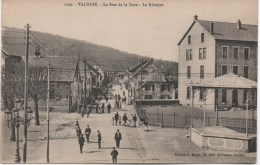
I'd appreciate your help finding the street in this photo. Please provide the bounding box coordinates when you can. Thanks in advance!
[0,84,256,163]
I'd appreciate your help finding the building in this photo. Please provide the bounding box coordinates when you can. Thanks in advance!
[127,58,174,101]
[178,15,257,110]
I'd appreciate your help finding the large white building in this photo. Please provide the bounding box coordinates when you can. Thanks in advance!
[178,15,257,110]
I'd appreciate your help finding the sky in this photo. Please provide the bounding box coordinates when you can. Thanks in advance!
[2,0,258,62]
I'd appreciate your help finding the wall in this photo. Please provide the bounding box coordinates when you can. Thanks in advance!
[178,21,216,110]
[215,40,257,108]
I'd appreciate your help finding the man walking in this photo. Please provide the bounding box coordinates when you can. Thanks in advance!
[114,112,119,125]
[132,114,137,127]
[101,103,105,113]
[122,113,128,126]
[85,125,91,143]
[107,103,111,114]
[78,134,85,153]
[97,130,102,149]
[76,126,82,139]
[114,129,122,148]
[111,147,119,164]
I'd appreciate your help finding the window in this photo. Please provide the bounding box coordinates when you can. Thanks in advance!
[200,65,204,79]
[199,89,205,100]
[186,87,191,99]
[233,47,239,59]
[201,33,204,43]
[244,47,250,60]
[186,49,192,60]
[199,48,206,59]
[222,89,227,102]
[187,66,191,79]
[222,46,228,58]
[244,66,249,78]
[186,50,189,60]
[199,48,202,59]
[243,90,248,102]
[188,35,191,45]
[233,66,238,75]
[203,48,206,59]
[221,65,228,75]
[50,84,55,99]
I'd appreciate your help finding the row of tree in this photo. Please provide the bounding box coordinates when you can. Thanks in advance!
[1,60,57,141]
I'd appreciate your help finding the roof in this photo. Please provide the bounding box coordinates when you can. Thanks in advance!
[178,19,257,45]
[190,73,257,89]
[129,59,153,75]
[137,72,166,82]
[198,20,257,42]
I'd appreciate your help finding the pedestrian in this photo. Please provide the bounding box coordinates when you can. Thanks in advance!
[114,129,122,148]
[85,125,91,143]
[116,101,119,108]
[143,118,149,132]
[76,126,82,139]
[75,121,80,127]
[81,106,85,118]
[106,96,109,103]
[114,112,119,125]
[132,114,137,127]
[123,91,125,96]
[118,95,121,108]
[101,103,105,113]
[97,130,102,149]
[96,104,99,113]
[122,113,128,126]
[107,103,111,114]
[111,147,119,164]
[78,134,85,154]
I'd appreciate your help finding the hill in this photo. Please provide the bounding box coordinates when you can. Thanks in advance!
[2,26,178,72]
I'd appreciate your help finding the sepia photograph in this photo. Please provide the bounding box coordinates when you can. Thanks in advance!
[1,0,257,163]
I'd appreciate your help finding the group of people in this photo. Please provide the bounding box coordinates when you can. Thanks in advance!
[75,121,121,164]
[112,112,138,127]
[96,102,112,114]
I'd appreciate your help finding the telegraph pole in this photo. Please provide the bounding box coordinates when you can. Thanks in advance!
[46,61,50,163]
[23,23,30,163]
[84,58,87,116]
[77,54,80,113]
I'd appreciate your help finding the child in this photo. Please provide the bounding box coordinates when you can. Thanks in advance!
[118,116,122,125]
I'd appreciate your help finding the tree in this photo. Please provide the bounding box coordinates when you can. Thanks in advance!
[1,60,24,141]
[27,65,58,126]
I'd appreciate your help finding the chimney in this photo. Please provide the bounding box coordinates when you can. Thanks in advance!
[237,19,241,29]
[210,22,214,34]
[193,15,198,21]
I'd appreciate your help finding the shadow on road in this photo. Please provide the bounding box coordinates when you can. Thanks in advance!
[85,151,101,153]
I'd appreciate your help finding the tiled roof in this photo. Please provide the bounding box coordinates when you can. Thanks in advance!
[178,19,257,45]
[191,73,257,89]
[129,59,153,75]
[197,20,257,42]
[138,72,166,82]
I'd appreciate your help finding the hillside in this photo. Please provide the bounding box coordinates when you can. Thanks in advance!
[2,26,178,72]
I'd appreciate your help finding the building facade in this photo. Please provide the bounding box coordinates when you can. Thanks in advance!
[178,16,257,110]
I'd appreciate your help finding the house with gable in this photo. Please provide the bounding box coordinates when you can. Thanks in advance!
[127,58,174,101]
[178,15,257,110]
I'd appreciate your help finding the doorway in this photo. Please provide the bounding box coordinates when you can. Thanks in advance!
[232,89,238,107]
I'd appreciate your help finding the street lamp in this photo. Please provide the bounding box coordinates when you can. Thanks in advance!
[4,98,33,163]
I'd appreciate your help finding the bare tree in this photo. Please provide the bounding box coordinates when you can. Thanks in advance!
[1,62,24,141]
[27,65,58,126]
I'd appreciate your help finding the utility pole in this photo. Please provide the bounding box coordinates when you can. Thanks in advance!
[23,23,30,163]
[46,61,50,163]
[84,58,87,117]
[77,54,80,114]
[159,59,162,99]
